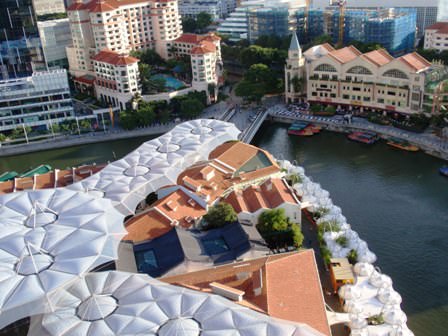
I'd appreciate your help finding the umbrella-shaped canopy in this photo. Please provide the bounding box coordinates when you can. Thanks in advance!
[344,300,364,314]
[389,325,415,336]
[28,271,322,336]
[383,308,407,325]
[350,327,369,336]
[369,272,393,288]
[339,285,362,300]
[0,189,126,328]
[349,314,368,330]
[354,263,375,277]
[378,288,402,305]
[69,119,240,215]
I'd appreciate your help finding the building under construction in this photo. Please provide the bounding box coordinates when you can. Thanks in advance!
[297,7,417,56]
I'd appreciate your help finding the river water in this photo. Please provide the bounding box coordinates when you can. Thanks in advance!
[0,124,447,335]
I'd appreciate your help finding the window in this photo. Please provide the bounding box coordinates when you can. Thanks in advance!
[347,66,372,75]
[314,63,337,72]
[383,69,409,79]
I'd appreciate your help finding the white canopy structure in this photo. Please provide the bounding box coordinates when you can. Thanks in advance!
[28,271,324,336]
[0,189,126,328]
[68,119,240,215]
[353,263,375,277]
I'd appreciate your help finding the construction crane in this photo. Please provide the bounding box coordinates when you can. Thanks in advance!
[330,0,346,48]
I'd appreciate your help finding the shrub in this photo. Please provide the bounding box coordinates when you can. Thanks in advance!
[335,236,348,248]
[318,220,340,233]
[286,174,302,186]
[347,249,358,264]
[203,203,237,230]
[320,246,332,265]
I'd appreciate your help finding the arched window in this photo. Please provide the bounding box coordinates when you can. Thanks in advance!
[382,69,409,79]
[347,66,372,75]
[314,63,337,72]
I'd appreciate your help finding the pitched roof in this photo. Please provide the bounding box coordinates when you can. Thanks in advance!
[398,52,431,72]
[191,43,215,55]
[68,0,152,12]
[361,49,394,66]
[327,46,361,64]
[289,32,301,51]
[92,49,139,65]
[425,21,448,34]
[162,250,331,336]
[225,178,298,213]
[175,33,202,44]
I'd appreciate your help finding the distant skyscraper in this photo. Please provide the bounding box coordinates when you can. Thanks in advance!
[438,0,448,21]
[32,0,66,16]
[0,0,46,79]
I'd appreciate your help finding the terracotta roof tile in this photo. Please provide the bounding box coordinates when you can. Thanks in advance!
[327,46,361,64]
[124,209,173,243]
[398,52,431,72]
[92,49,139,65]
[162,250,331,335]
[361,49,394,66]
[425,22,448,34]
[175,33,202,44]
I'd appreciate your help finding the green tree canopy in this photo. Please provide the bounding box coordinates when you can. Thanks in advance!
[203,203,237,230]
[196,12,213,30]
[180,98,205,119]
[182,18,197,33]
[257,208,290,233]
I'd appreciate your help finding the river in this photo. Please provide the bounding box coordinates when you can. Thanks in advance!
[0,124,447,335]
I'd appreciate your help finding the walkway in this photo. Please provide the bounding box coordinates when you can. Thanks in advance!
[301,214,350,336]
[270,105,448,160]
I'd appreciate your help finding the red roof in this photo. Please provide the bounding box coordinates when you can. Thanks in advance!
[175,33,202,44]
[92,49,139,65]
[361,49,394,66]
[68,0,152,13]
[425,22,448,34]
[398,52,431,72]
[74,75,96,85]
[201,33,221,42]
[328,46,361,64]
[191,44,215,55]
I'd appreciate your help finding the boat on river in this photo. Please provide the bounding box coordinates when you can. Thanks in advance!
[288,122,321,136]
[0,171,18,182]
[440,166,448,177]
[347,131,378,144]
[19,164,52,178]
[386,137,419,152]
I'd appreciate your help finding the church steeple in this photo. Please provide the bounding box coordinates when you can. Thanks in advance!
[288,32,302,60]
[289,31,301,51]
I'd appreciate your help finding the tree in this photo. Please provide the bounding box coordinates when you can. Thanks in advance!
[80,119,92,130]
[0,133,6,142]
[257,208,290,234]
[196,12,213,30]
[203,203,237,230]
[180,98,204,119]
[310,104,323,114]
[182,18,197,33]
[49,123,60,134]
[119,110,139,130]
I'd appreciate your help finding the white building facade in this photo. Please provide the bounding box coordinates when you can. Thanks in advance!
[304,45,432,114]
[0,70,74,133]
[424,22,448,51]
[438,0,448,21]
[32,0,66,15]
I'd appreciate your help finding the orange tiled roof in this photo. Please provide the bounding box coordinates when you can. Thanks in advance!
[328,45,361,64]
[92,49,139,65]
[68,0,153,12]
[162,250,331,336]
[201,33,221,42]
[225,178,298,213]
[191,44,215,55]
[175,33,202,44]
[361,49,394,66]
[321,43,335,52]
[209,141,258,170]
[425,22,448,34]
[124,208,173,243]
[398,52,431,72]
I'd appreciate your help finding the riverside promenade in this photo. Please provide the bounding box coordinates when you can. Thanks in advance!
[0,102,233,157]
[269,105,448,161]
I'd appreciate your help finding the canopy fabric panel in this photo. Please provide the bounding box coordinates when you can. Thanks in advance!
[68,119,240,215]
[28,271,323,336]
[0,189,126,328]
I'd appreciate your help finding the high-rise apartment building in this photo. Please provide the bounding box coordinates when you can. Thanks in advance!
[66,0,183,108]
[38,18,73,69]
[0,0,46,80]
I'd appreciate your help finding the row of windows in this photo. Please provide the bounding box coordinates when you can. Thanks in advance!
[313,64,410,80]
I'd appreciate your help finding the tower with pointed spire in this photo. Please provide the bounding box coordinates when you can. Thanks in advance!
[285,32,305,103]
